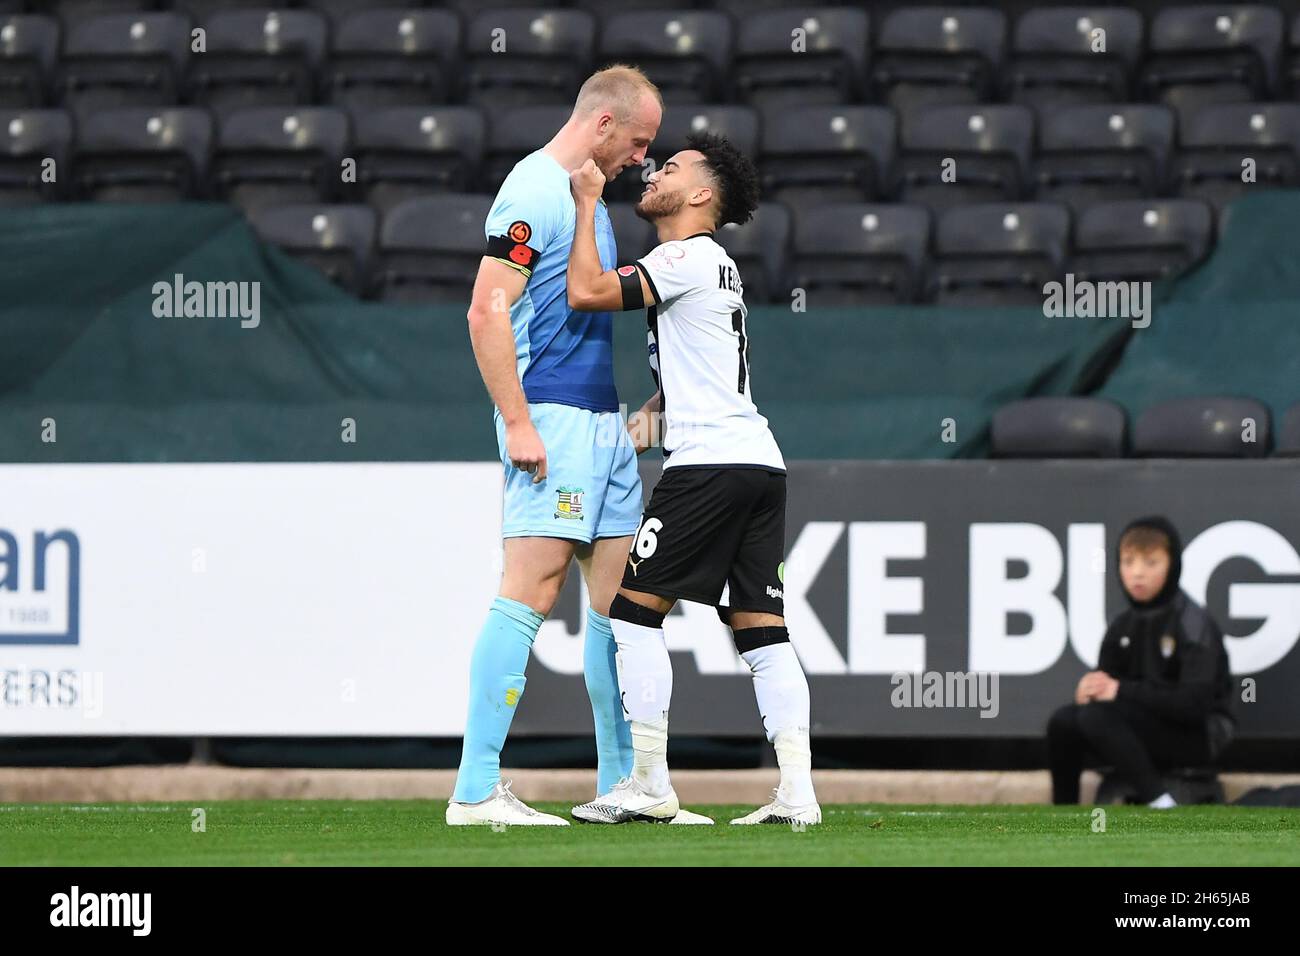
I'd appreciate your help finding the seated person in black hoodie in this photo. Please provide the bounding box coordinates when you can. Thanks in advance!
[1048,516,1235,808]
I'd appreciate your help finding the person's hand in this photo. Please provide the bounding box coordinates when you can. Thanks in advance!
[506,419,547,484]
[1090,673,1120,702]
[570,158,606,203]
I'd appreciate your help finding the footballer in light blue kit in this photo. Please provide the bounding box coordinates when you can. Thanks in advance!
[448,67,693,827]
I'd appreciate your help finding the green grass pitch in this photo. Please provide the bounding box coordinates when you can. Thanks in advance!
[2,802,1299,866]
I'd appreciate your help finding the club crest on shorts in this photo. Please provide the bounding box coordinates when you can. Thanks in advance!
[554,486,585,521]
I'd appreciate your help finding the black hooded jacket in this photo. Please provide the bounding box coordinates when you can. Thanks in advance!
[1096,517,1236,750]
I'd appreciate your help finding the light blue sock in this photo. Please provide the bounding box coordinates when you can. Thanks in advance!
[452,596,545,804]
[584,607,634,794]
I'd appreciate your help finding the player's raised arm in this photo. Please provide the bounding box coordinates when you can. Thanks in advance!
[567,159,656,312]
[466,257,547,482]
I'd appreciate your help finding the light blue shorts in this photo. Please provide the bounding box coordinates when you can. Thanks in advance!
[495,402,643,543]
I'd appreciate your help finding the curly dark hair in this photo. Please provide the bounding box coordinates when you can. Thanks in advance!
[683,131,760,228]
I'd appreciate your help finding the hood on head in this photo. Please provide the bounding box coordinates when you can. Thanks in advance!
[1116,515,1183,608]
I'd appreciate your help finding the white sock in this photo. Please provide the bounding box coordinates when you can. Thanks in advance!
[1148,792,1177,809]
[741,642,816,806]
[611,616,673,796]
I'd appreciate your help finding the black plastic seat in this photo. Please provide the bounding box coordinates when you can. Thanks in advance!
[715,201,792,304]
[1035,104,1175,215]
[353,106,486,214]
[991,397,1128,457]
[732,7,869,112]
[1275,402,1300,457]
[760,105,895,209]
[874,7,1006,112]
[213,106,350,215]
[1133,396,1271,458]
[1069,198,1212,283]
[51,1,149,28]
[482,104,570,194]
[598,11,731,104]
[0,14,59,108]
[1006,7,1142,109]
[0,108,70,204]
[376,194,495,303]
[57,12,191,120]
[326,9,460,115]
[898,104,1034,216]
[791,203,930,306]
[462,8,594,113]
[928,202,1070,306]
[1138,5,1282,121]
[1172,102,1300,212]
[73,106,213,202]
[250,203,377,296]
[187,9,327,121]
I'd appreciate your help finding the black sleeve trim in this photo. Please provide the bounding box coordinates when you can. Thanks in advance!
[634,260,662,305]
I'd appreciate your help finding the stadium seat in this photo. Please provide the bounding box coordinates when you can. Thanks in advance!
[482,104,570,194]
[56,12,191,119]
[731,7,870,112]
[790,203,930,306]
[172,0,271,19]
[0,107,70,204]
[928,202,1070,306]
[991,397,1128,458]
[598,11,732,104]
[51,0,150,28]
[462,8,594,113]
[1275,402,1300,456]
[898,104,1034,216]
[187,9,327,121]
[604,104,758,203]
[212,106,350,215]
[1286,15,1300,98]
[0,15,59,109]
[72,106,214,202]
[1006,6,1143,109]
[444,0,553,15]
[605,202,655,262]
[300,0,422,25]
[375,193,494,303]
[249,203,377,296]
[1034,104,1175,214]
[1069,198,1212,283]
[1137,5,1282,120]
[760,105,895,208]
[352,106,485,214]
[1171,102,1300,212]
[574,0,696,16]
[1133,396,1271,457]
[715,201,793,305]
[874,7,1007,112]
[326,9,460,114]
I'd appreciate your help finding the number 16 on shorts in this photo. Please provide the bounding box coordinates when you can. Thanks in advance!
[627,516,662,576]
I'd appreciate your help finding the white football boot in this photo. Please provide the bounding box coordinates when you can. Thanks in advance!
[669,807,715,825]
[731,789,822,826]
[445,780,570,826]
[570,777,682,823]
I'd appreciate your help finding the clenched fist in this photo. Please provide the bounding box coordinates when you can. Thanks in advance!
[570,158,606,202]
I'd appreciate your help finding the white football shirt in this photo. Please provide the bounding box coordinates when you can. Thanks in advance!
[633,233,785,471]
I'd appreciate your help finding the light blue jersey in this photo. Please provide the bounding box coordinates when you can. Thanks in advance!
[485,150,620,412]
[484,150,642,543]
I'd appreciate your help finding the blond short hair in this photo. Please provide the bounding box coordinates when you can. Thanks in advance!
[572,64,663,121]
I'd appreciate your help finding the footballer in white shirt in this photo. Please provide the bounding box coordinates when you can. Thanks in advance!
[563,133,820,827]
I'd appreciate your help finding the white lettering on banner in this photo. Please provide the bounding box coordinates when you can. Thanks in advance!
[848,522,926,674]
[1067,523,1108,667]
[781,522,848,674]
[968,523,1068,674]
[1181,521,1300,673]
